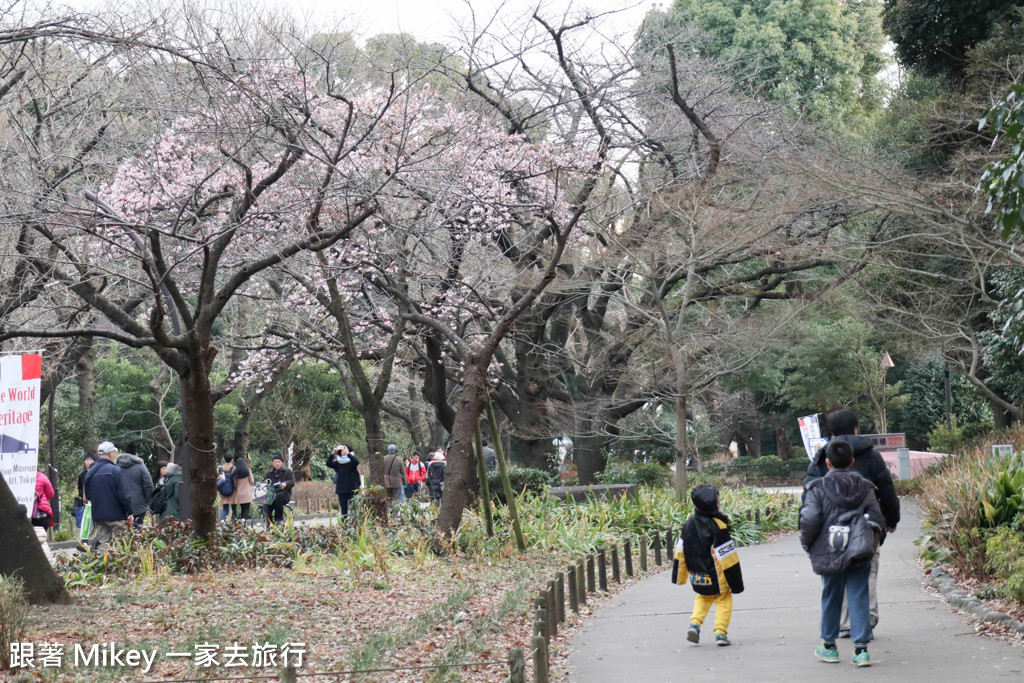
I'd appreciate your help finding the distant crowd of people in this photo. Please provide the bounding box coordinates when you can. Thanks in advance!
[328,442,452,513]
[29,437,480,555]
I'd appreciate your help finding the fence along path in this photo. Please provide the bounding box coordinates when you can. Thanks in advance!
[567,502,1024,682]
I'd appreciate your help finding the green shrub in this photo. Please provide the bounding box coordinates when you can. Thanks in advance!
[985,524,1024,602]
[596,461,671,488]
[893,477,923,496]
[927,416,967,454]
[919,448,1023,575]
[487,467,556,503]
[0,575,30,671]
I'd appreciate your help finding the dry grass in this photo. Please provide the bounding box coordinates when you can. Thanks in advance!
[292,481,336,513]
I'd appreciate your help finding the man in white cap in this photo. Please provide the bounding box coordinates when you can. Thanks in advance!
[83,441,134,548]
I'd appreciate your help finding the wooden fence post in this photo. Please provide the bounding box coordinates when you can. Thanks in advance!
[577,558,587,605]
[597,548,608,592]
[654,534,662,566]
[755,508,762,524]
[567,564,579,614]
[640,535,648,572]
[665,529,673,557]
[611,545,621,584]
[587,554,596,593]
[532,635,549,683]
[556,572,566,623]
[534,596,548,641]
[509,648,526,683]
[624,539,634,577]
[281,665,297,683]
[547,581,558,638]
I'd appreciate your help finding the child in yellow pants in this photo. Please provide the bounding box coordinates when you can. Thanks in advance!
[672,484,744,646]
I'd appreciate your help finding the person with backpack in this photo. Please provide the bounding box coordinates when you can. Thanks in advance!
[805,409,899,637]
[218,453,254,521]
[116,445,154,528]
[327,444,361,516]
[672,484,744,647]
[800,439,886,668]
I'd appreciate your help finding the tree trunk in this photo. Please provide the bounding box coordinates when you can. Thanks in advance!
[514,436,551,470]
[179,357,217,538]
[674,393,690,501]
[769,414,793,461]
[291,441,313,482]
[575,429,610,485]
[0,472,70,604]
[362,405,386,486]
[436,353,490,537]
[75,337,98,444]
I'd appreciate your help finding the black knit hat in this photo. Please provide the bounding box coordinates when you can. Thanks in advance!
[691,484,719,514]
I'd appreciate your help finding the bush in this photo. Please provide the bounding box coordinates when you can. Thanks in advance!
[58,520,356,583]
[596,461,670,488]
[985,523,1024,602]
[919,448,1023,575]
[927,416,967,454]
[0,575,30,671]
[487,467,556,503]
[893,478,923,497]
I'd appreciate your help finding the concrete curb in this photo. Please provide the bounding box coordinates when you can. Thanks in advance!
[925,565,1024,633]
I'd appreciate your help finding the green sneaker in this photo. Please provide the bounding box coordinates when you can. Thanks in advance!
[686,624,700,644]
[715,633,731,646]
[815,643,839,663]
[852,651,871,667]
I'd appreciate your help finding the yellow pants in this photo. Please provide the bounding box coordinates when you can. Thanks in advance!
[690,590,733,635]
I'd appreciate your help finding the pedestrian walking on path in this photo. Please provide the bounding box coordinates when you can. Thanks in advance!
[568,500,1022,682]
[672,485,744,647]
[799,440,886,667]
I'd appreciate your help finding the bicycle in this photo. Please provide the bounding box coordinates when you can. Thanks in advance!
[253,479,295,527]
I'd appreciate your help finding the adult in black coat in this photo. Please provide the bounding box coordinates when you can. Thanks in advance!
[326,444,361,516]
[262,454,295,524]
[804,409,900,635]
[427,452,446,507]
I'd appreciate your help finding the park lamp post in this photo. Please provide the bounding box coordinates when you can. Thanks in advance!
[880,351,895,434]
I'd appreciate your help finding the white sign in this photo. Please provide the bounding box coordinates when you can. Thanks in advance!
[0,354,42,515]
[798,414,822,460]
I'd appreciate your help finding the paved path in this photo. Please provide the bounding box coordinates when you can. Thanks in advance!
[568,502,1024,681]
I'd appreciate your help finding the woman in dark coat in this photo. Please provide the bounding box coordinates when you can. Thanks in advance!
[326,444,361,516]
[427,451,446,507]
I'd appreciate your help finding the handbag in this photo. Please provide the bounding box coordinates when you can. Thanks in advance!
[79,501,93,541]
[252,481,270,503]
[31,492,48,526]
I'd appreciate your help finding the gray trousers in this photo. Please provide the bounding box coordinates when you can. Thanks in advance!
[841,549,879,630]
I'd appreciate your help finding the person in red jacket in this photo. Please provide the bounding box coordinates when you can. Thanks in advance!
[405,451,428,499]
[33,470,55,528]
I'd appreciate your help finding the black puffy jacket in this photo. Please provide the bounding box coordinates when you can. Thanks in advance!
[805,434,900,529]
[800,468,886,575]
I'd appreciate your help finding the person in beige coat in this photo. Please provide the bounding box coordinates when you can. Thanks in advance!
[219,454,255,521]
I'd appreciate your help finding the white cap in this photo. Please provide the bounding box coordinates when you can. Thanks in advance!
[97,441,118,455]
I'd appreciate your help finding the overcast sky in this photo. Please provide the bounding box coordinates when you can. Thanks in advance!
[59,0,660,44]
[278,0,658,42]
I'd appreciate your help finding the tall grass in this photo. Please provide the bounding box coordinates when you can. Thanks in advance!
[919,445,1024,576]
[458,486,798,558]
